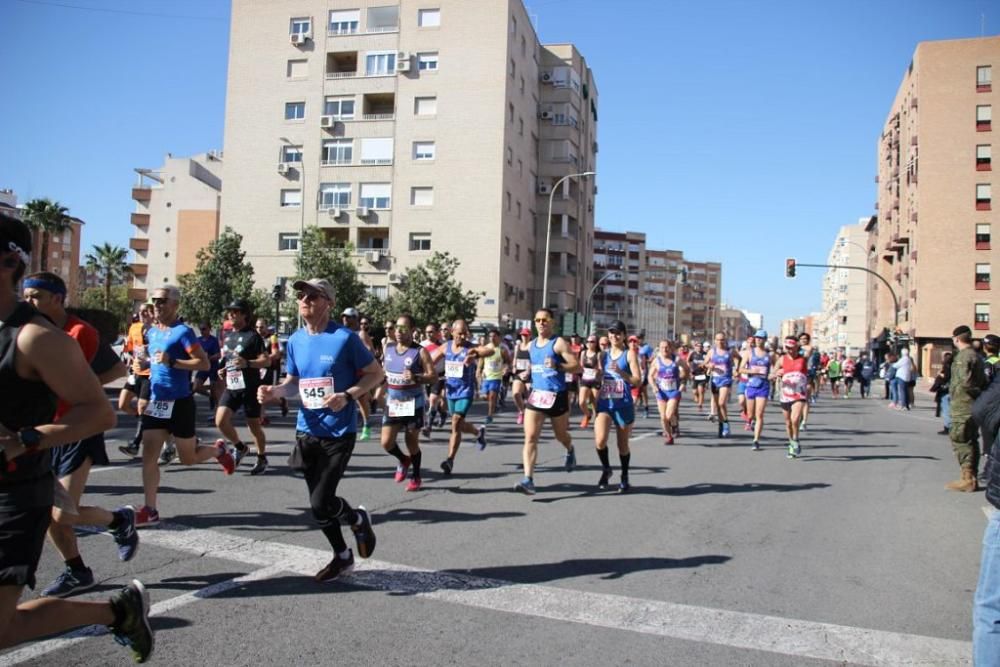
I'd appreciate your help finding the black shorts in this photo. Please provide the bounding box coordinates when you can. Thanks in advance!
[781,400,806,411]
[0,505,52,589]
[220,389,262,419]
[525,389,570,418]
[124,374,151,400]
[427,377,446,397]
[566,381,579,394]
[261,368,276,385]
[141,394,197,439]
[381,407,425,431]
[51,433,109,478]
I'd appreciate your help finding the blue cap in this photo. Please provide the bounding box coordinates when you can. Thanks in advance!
[754,329,768,339]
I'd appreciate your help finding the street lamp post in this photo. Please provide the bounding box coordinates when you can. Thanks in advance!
[585,270,619,335]
[541,170,595,310]
[672,265,686,341]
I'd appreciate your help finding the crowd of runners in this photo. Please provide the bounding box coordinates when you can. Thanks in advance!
[2,205,999,662]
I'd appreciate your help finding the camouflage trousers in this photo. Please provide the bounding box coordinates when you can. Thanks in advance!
[950,414,980,470]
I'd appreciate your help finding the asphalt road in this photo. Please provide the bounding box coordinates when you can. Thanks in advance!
[1,384,988,666]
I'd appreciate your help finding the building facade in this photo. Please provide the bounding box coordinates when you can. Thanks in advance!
[718,305,752,345]
[873,36,999,372]
[128,152,223,302]
[816,219,870,355]
[219,0,598,324]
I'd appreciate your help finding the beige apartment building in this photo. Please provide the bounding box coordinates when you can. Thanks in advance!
[873,36,998,373]
[219,0,598,323]
[817,219,870,354]
[128,152,223,302]
[591,229,722,342]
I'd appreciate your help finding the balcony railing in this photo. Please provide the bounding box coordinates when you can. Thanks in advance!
[366,25,399,33]
[353,248,389,257]
[321,159,352,166]
[327,27,359,36]
[361,113,394,121]
[130,213,150,227]
[325,71,359,79]
[359,158,392,166]
[129,237,149,251]
[131,187,151,201]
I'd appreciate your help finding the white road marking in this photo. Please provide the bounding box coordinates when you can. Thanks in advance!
[0,564,284,667]
[4,522,968,666]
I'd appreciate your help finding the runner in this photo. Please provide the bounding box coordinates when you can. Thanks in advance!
[799,332,820,428]
[420,323,447,438]
[511,327,533,425]
[827,352,843,399]
[595,320,642,492]
[649,338,687,445]
[21,273,139,598]
[341,308,373,440]
[734,338,753,430]
[636,333,654,419]
[440,320,492,476]
[134,285,231,527]
[192,322,222,413]
[478,329,510,425]
[577,334,601,428]
[255,318,288,426]
[0,214,152,662]
[708,333,734,437]
[257,278,381,581]
[215,299,270,476]
[515,308,580,495]
[380,314,436,492]
[117,303,154,457]
[688,341,709,414]
[743,329,774,451]
[564,333,583,419]
[778,335,809,459]
[858,353,876,398]
[843,354,857,398]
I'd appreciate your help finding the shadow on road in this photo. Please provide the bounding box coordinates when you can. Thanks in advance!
[531,480,830,503]
[802,454,938,462]
[379,507,526,524]
[84,485,212,497]
[169,508,313,532]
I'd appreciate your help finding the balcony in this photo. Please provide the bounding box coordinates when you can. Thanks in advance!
[130,263,148,277]
[326,51,358,79]
[131,187,151,201]
[128,288,148,302]
[361,92,395,121]
[129,237,149,251]
[130,213,150,227]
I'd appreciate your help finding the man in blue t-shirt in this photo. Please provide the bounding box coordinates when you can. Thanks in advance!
[259,278,385,582]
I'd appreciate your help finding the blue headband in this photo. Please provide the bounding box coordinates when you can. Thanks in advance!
[23,277,67,296]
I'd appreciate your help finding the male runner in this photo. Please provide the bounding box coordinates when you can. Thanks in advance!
[341,308,374,440]
[440,320,492,475]
[688,341,709,413]
[118,303,154,457]
[636,333,654,418]
[192,322,222,413]
[799,332,820,427]
[420,322,448,437]
[478,328,510,424]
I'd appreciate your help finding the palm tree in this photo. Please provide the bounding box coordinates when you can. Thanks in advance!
[85,243,132,310]
[22,198,72,272]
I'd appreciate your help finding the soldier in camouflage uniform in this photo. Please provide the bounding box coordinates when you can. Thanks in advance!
[947,325,987,492]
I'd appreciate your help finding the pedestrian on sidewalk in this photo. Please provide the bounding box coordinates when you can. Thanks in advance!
[946,325,987,492]
[892,349,913,410]
[931,352,953,435]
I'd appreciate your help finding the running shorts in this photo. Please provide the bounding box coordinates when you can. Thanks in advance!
[382,407,425,431]
[447,398,473,418]
[481,379,502,395]
[50,433,109,478]
[0,505,51,589]
[220,389,262,419]
[597,402,635,427]
[525,389,569,418]
[745,384,770,401]
[565,381,579,394]
[736,381,747,396]
[125,374,151,400]
[781,399,806,411]
[656,389,682,403]
[141,395,197,438]
[711,377,733,390]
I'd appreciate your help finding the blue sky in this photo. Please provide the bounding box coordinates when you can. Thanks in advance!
[0,0,993,330]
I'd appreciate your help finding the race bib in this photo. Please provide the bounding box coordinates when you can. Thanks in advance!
[260,368,268,380]
[711,365,726,375]
[781,372,807,400]
[565,372,575,383]
[658,377,678,393]
[226,368,246,391]
[386,371,409,386]
[693,374,707,381]
[582,368,597,381]
[515,358,530,371]
[299,377,334,410]
[387,398,416,417]
[445,360,465,379]
[144,399,175,419]
[600,378,624,400]
[527,389,557,409]
[126,374,137,386]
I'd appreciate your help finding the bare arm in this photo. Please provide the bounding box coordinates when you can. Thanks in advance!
[554,338,581,374]
[258,373,299,402]
[416,348,438,384]
[98,360,128,385]
[626,349,643,387]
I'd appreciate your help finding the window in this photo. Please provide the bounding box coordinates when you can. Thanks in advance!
[518,117,523,136]
[285,101,305,120]
[278,233,300,251]
[287,59,308,78]
[418,8,440,27]
[367,5,398,31]
[520,75,525,95]
[509,58,516,78]
[504,236,510,256]
[976,263,991,288]
[319,182,351,208]
[978,183,992,210]
[359,182,391,209]
[510,15,517,35]
[417,52,439,71]
[528,249,535,273]
[409,233,431,251]
[413,141,435,160]
[521,36,526,57]
[281,145,303,163]
[365,51,396,76]
[506,146,513,165]
[976,303,991,330]
[978,65,993,91]
[978,144,992,170]
[322,139,353,165]
[978,104,992,130]
[411,187,434,206]
[508,102,514,124]
[516,200,522,219]
[290,17,311,36]
[280,189,301,208]
[414,96,437,116]
[515,243,520,261]
[978,223,992,249]
[329,9,359,34]
[324,96,355,119]
[360,137,393,165]
[506,191,512,211]
[368,285,388,300]
[517,158,523,176]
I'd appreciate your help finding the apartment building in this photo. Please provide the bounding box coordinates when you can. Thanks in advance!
[128,152,223,302]
[873,36,999,372]
[591,229,722,342]
[718,306,752,345]
[780,314,816,340]
[816,219,870,355]
[219,0,598,323]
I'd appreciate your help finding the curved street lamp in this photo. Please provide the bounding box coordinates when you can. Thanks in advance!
[541,170,595,309]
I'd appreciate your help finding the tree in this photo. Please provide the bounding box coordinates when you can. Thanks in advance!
[84,242,132,311]
[79,285,132,334]
[177,227,256,326]
[294,228,368,309]
[22,198,72,272]
[388,252,483,326]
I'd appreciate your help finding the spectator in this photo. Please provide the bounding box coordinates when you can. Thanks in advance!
[892,348,913,410]
[882,352,897,403]
[930,352,953,436]
[946,325,986,492]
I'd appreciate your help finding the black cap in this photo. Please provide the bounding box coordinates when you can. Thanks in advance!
[952,325,972,338]
[226,298,252,313]
[984,334,1000,348]
[607,320,627,334]
[0,210,32,263]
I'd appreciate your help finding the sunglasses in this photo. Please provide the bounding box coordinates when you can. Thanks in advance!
[395,325,410,332]
[534,318,551,323]
[296,291,323,302]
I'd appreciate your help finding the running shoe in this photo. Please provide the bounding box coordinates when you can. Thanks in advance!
[158,443,176,466]
[315,550,355,582]
[723,422,731,437]
[800,420,808,431]
[41,566,95,598]
[111,506,139,562]
[485,415,493,425]
[232,444,248,471]
[405,477,423,492]
[598,467,613,489]
[708,413,717,422]
[118,441,140,458]
[134,506,160,528]
[476,426,488,451]
[360,425,371,441]
[516,411,525,426]
[250,456,268,476]
[580,415,590,428]
[421,424,432,438]
[643,407,650,419]
[564,447,577,472]
[743,420,752,431]
[791,440,801,457]
[665,432,675,445]
[787,440,801,459]
[752,440,761,452]
[618,481,631,494]
[514,477,536,495]
[440,458,453,476]
[395,456,412,483]
[351,506,376,558]
[108,580,154,663]
[216,443,236,475]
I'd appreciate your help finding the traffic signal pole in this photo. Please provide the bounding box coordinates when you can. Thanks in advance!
[793,262,900,329]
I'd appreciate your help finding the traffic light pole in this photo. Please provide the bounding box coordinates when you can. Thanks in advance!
[795,263,900,328]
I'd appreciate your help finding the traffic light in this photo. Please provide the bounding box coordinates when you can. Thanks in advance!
[785,258,796,278]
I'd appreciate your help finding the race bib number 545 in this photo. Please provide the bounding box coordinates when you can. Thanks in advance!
[299,377,334,410]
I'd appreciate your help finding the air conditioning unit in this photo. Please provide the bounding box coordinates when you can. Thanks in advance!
[328,207,342,219]
[365,250,381,263]
[388,273,404,285]
[277,163,290,175]
[320,115,335,128]
[538,183,552,195]
[207,150,222,161]
[397,58,411,72]
[290,33,307,45]
[540,110,553,120]
[541,71,553,83]
[356,206,370,218]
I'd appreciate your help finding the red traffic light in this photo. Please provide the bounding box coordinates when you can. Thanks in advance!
[785,258,796,278]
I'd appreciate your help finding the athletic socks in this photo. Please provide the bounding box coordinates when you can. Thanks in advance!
[596,448,611,469]
[385,444,406,462]
[411,451,422,478]
[619,453,631,483]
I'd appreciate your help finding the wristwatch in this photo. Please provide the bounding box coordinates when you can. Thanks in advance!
[18,427,43,450]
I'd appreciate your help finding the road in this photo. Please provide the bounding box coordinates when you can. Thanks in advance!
[1,386,987,666]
